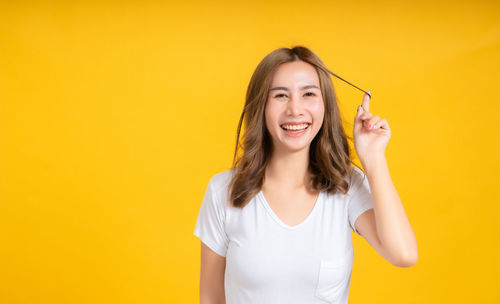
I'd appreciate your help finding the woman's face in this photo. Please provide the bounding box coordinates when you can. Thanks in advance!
[265,60,325,153]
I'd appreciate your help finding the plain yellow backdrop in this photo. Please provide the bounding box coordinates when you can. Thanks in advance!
[1,1,499,303]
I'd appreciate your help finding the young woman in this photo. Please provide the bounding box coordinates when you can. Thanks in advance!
[194,46,417,304]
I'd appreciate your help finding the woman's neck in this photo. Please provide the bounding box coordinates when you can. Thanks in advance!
[264,146,310,191]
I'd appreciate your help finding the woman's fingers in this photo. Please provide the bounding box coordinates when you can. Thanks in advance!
[362,91,371,112]
[358,110,388,131]
[376,118,389,130]
[365,115,380,129]
[359,111,373,129]
[359,114,387,130]
[359,111,372,120]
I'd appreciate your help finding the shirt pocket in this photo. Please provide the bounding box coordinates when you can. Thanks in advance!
[314,248,354,303]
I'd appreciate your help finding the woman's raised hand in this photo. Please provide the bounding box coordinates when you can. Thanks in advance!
[353,90,392,166]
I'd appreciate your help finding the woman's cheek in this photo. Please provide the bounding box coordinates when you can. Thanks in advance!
[265,101,280,133]
[308,98,324,113]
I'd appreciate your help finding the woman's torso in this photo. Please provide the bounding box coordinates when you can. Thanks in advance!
[213,169,356,304]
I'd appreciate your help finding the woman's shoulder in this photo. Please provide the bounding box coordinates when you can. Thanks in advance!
[208,168,235,189]
[349,165,367,182]
[206,168,236,206]
[345,165,369,197]
[338,165,368,196]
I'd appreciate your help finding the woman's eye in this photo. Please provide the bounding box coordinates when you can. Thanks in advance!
[273,92,315,98]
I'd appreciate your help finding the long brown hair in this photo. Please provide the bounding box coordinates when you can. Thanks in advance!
[228,46,362,208]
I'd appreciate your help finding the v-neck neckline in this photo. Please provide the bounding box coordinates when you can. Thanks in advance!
[258,190,323,230]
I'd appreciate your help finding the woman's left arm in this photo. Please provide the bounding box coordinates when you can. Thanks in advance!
[353,90,418,267]
[360,155,418,267]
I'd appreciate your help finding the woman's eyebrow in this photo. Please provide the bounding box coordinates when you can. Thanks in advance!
[270,85,320,91]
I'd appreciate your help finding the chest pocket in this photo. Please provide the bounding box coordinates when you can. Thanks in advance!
[314,248,354,303]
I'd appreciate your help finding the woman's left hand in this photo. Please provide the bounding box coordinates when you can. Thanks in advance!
[353,90,391,165]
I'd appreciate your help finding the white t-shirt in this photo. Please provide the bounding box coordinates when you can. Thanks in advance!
[193,166,374,304]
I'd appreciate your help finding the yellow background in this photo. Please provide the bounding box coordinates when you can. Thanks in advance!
[1,1,499,303]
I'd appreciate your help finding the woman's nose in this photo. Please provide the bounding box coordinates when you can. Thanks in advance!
[286,94,303,116]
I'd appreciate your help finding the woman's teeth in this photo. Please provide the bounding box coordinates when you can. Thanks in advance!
[281,124,309,131]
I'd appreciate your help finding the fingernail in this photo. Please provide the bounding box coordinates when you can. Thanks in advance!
[357,105,361,112]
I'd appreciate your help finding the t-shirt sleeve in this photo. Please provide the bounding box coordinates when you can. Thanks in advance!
[193,177,229,257]
[348,167,375,235]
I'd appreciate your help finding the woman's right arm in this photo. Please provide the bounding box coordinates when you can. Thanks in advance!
[200,241,226,304]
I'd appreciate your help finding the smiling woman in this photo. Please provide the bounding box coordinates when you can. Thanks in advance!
[265,61,324,151]
[228,47,358,207]
[193,46,417,304]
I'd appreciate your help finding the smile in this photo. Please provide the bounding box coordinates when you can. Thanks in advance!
[280,123,311,137]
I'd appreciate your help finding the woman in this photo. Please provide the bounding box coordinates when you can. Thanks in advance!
[194,46,417,303]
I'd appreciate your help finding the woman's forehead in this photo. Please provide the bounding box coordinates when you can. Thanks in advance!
[271,61,320,86]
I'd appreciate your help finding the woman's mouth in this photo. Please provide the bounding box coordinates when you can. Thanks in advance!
[280,123,311,137]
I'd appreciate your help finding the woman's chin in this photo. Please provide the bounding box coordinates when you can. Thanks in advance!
[277,141,311,153]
